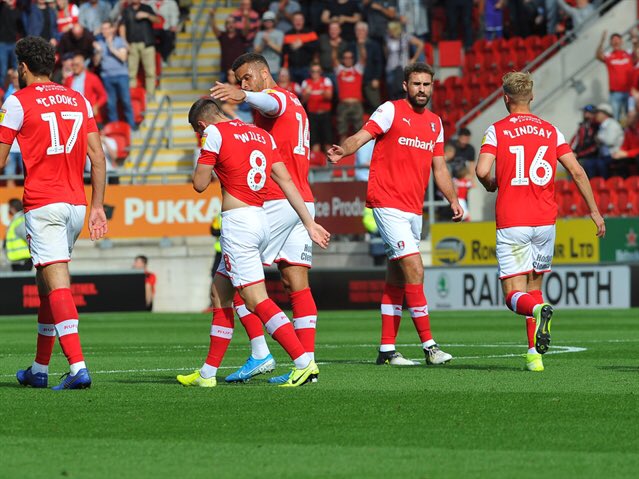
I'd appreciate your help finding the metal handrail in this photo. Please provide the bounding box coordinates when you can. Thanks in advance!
[454,0,621,130]
[191,0,220,89]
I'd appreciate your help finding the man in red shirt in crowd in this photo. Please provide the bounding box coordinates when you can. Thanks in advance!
[301,61,333,155]
[476,72,605,373]
[328,63,462,367]
[133,255,156,311]
[596,30,637,120]
[612,113,639,176]
[0,36,108,389]
[335,49,365,143]
[64,52,107,123]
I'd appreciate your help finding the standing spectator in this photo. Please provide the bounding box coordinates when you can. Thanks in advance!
[321,0,361,44]
[507,0,538,38]
[546,0,557,35]
[254,11,284,77]
[58,23,95,61]
[79,0,111,36]
[64,52,108,122]
[0,0,21,89]
[611,114,639,177]
[2,69,21,188]
[596,31,636,121]
[446,0,474,50]
[335,50,365,142]
[121,0,159,97]
[282,12,318,84]
[355,21,383,114]
[385,21,423,101]
[277,66,302,97]
[268,0,301,33]
[133,255,156,311]
[483,0,505,39]
[556,0,600,33]
[398,0,429,42]
[94,20,135,128]
[298,0,326,33]
[230,0,260,43]
[452,127,476,172]
[210,8,246,80]
[3,199,32,271]
[585,102,623,179]
[22,0,60,46]
[362,0,397,46]
[301,62,333,155]
[318,20,348,82]
[154,0,180,63]
[570,104,599,166]
[56,0,79,34]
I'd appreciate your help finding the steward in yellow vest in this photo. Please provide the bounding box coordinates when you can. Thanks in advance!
[4,199,33,271]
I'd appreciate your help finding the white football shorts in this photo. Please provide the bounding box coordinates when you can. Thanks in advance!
[25,202,86,267]
[496,225,556,279]
[261,199,314,268]
[372,207,422,261]
[216,206,270,288]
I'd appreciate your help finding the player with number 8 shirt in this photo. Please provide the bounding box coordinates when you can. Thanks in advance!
[476,71,605,372]
[210,53,321,384]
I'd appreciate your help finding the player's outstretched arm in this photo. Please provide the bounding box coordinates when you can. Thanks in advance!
[326,129,373,164]
[193,163,215,193]
[475,152,498,192]
[87,131,108,241]
[558,152,606,237]
[271,162,331,249]
[432,155,463,222]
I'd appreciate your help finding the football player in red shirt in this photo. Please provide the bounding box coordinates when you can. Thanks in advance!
[327,63,463,367]
[0,36,108,390]
[476,71,605,372]
[176,98,329,388]
[210,53,324,384]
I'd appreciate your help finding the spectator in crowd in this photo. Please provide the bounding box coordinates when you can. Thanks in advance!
[277,66,302,97]
[22,0,60,46]
[584,102,623,178]
[254,10,284,77]
[268,0,300,33]
[94,20,135,128]
[545,0,557,35]
[210,8,246,80]
[354,21,383,114]
[133,255,156,311]
[557,0,600,32]
[385,21,423,100]
[52,51,74,84]
[153,0,180,64]
[597,30,636,121]
[570,104,599,166]
[362,0,397,47]
[2,69,20,188]
[335,49,365,142]
[0,0,21,89]
[397,0,429,42]
[64,52,108,122]
[230,0,260,43]
[122,0,159,97]
[301,62,333,155]
[446,0,473,50]
[79,0,111,35]
[444,141,457,173]
[298,0,326,33]
[483,0,505,39]
[611,113,639,177]
[223,67,253,123]
[56,0,79,34]
[452,127,476,171]
[321,0,361,45]
[282,12,318,84]
[507,0,539,38]
[58,23,95,61]
[84,130,118,184]
[355,137,374,181]
[3,199,32,272]
[318,20,348,84]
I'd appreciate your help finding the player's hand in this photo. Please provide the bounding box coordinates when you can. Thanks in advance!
[307,222,331,249]
[326,144,344,164]
[210,81,246,103]
[450,201,464,222]
[88,207,108,241]
[591,211,606,238]
[485,177,497,192]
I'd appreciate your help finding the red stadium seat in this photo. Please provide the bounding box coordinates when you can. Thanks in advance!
[129,87,146,125]
[310,150,326,167]
[464,49,483,75]
[102,121,131,161]
[423,43,434,66]
[439,40,463,67]
[624,175,639,192]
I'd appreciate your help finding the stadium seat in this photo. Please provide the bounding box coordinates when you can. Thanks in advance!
[332,153,355,179]
[590,177,614,216]
[310,150,326,167]
[439,40,463,68]
[102,121,131,161]
[130,87,146,125]
[464,49,483,75]
[625,175,639,193]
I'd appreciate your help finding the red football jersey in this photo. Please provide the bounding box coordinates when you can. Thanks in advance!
[300,76,333,113]
[335,64,364,102]
[604,50,633,92]
[198,120,280,207]
[253,86,314,202]
[0,82,98,212]
[363,99,445,215]
[480,113,572,229]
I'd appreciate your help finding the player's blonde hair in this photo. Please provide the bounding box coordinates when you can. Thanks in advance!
[502,71,533,104]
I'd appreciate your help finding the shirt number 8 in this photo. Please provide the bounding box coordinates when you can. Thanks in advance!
[247,150,267,191]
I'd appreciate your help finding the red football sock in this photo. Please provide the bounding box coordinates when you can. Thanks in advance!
[290,288,317,356]
[35,295,56,366]
[49,288,84,365]
[380,284,404,348]
[234,293,264,340]
[204,308,234,368]
[254,299,306,364]
[506,290,540,317]
[526,290,544,349]
[405,283,433,344]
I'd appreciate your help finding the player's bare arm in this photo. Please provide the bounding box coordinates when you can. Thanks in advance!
[476,152,498,192]
[558,151,606,237]
[192,163,214,193]
[326,129,373,164]
[432,154,463,222]
[271,161,331,249]
[0,142,10,169]
[87,131,108,241]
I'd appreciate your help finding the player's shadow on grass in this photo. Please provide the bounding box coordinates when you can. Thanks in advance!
[443,364,523,372]
[598,366,639,373]
[114,378,179,384]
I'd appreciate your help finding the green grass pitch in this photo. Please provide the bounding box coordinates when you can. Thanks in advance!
[1,308,638,479]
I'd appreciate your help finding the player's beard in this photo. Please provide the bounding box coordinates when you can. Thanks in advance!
[407,91,430,108]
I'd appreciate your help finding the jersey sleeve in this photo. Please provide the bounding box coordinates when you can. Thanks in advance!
[363,101,395,138]
[247,89,287,118]
[198,125,222,166]
[434,117,444,156]
[270,133,284,165]
[554,125,572,157]
[0,95,24,145]
[84,97,98,134]
[479,124,497,155]
[323,77,333,90]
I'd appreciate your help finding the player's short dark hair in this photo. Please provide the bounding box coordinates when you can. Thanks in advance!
[188,97,224,130]
[231,53,270,73]
[15,36,56,78]
[610,33,622,40]
[135,255,148,265]
[404,62,435,83]
[8,198,23,212]
[458,127,471,137]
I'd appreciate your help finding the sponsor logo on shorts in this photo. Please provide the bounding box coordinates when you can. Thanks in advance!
[300,243,312,262]
[397,240,405,251]
[434,237,466,265]
[532,253,552,271]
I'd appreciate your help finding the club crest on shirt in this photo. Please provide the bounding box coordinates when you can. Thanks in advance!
[200,133,207,148]
[0,109,5,123]
[431,122,436,132]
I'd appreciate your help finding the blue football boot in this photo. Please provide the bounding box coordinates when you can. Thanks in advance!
[16,367,48,388]
[225,354,276,383]
[51,368,92,390]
